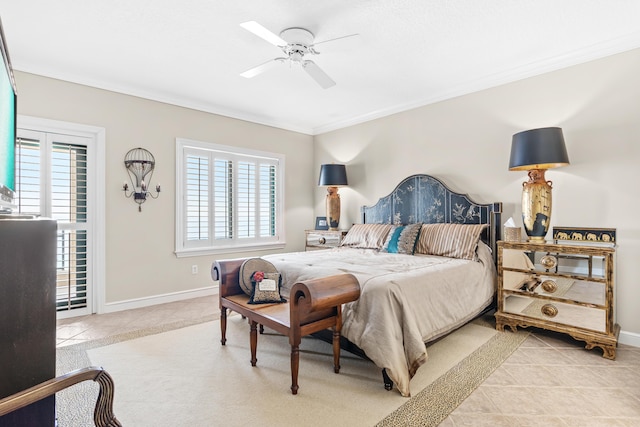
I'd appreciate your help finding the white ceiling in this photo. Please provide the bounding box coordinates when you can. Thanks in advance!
[2,1,640,135]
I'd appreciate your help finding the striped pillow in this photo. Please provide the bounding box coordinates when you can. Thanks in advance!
[340,223,393,249]
[415,223,487,260]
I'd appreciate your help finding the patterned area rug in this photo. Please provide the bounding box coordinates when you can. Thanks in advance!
[56,313,528,427]
[56,314,218,427]
[377,315,529,426]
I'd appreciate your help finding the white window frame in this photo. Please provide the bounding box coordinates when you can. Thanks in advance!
[17,115,106,318]
[175,138,285,257]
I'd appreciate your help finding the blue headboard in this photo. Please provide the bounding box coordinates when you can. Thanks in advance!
[361,174,502,259]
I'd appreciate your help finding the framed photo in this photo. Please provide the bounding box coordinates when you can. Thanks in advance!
[315,216,329,230]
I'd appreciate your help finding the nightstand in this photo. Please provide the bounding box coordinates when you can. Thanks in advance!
[305,230,348,251]
[495,240,619,359]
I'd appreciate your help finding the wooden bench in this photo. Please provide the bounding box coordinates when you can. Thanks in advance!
[212,259,360,394]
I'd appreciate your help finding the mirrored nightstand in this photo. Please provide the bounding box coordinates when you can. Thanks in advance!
[495,240,619,359]
[305,230,348,251]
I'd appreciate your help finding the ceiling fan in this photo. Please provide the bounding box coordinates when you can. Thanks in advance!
[239,21,358,89]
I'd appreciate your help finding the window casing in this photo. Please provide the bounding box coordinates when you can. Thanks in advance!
[175,138,285,257]
[15,129,91,314]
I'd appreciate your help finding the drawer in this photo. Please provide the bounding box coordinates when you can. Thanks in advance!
[306,232,341,249]
[502,247,608,280]
[503,294,606,333]
[502,273,605,307]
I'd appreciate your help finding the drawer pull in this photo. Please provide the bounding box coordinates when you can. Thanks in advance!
[541,304,558,318]
[541,280,558,293]
[540,255,558,270]
[318,237,326,244]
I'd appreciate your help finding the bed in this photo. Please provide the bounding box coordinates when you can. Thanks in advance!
[218,174,502,397]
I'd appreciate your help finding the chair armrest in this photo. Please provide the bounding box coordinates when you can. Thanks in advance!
[0,366,122,427]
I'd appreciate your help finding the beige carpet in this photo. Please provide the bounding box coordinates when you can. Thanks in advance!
[56,313,528,427]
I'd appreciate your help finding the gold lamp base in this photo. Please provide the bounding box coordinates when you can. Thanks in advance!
[521,169,553,242]
[326,186,341,231]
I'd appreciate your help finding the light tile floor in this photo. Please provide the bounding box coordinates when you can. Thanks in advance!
[443,331,640,426]
[57,297,640,426]
[56,296,217,347]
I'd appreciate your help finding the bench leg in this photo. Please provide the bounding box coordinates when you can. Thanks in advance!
[290,345,300,395]
[249,320,258,366]
[220,307,227,345]
[332,329,341,374]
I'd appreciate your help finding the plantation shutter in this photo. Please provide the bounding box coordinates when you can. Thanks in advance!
[185,152,210,243]
[51,141,89,312]
[259,163,276,237]
[176,139,283,255]
[14,137,41,215]
[237,160,255,239]
[15,131,91,313]
[213,158,232,240]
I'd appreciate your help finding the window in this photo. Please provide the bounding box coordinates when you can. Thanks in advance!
[15,129,91,314]
[175,138,285,257]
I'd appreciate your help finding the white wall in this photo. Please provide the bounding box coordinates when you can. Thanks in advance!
[314,48,640,341]
[15,71,314,309]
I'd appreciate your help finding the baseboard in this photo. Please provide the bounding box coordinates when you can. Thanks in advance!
[99,284,218,314]
[619,329,640,348]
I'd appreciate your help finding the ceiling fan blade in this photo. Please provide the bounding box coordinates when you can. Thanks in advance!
[311,33,359,47]
[303,60,336,89]
[240,58,284,78]
[240,21,287,47]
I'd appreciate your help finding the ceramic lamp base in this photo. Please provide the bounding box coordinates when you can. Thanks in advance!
[521,169,553,242]
[326,187,341,231]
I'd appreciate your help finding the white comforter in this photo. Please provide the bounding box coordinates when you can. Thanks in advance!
[263,243,496,397]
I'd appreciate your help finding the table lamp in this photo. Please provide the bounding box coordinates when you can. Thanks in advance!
[509,127,570,242]
[318,164,348,230]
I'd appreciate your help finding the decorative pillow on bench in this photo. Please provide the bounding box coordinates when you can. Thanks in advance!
[239,258,286,304]
[249,271,286,304]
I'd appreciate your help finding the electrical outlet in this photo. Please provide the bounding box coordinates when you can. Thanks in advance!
[191,265,198,274]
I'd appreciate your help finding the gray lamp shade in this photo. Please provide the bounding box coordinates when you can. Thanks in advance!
[318,164,348,186]
[509,127,570,171]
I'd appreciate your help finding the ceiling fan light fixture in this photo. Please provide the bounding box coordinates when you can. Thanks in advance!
[289,51,304,63]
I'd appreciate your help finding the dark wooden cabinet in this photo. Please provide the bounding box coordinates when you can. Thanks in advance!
[0,217,57,426]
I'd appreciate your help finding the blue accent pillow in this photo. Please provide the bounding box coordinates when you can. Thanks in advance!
[382,223,422,254]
